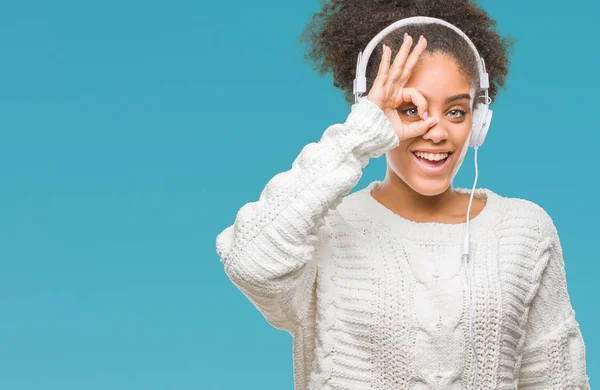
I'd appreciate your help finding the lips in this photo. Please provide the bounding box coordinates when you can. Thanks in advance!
[411,151,453,175]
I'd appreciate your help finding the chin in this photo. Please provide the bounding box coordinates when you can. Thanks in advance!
[406,175,452,197]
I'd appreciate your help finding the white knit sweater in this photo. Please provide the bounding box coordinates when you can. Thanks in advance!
[215,97,590,389]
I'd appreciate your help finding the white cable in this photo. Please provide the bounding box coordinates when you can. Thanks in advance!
[462,145,480,389]
[466,146,478,235]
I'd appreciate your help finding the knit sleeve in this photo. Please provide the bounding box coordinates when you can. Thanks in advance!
[215,97,399,334]
[516,208,590,389]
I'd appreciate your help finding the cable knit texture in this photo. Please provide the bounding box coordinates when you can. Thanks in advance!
[215,97,590,389]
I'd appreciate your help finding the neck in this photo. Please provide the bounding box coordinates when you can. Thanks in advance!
[372,170,461,222]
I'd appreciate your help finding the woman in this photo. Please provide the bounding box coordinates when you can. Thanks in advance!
[215,0,590,388]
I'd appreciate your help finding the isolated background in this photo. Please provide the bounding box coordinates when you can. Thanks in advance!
[0,0,597,388]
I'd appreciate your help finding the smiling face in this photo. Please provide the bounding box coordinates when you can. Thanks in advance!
[385,51,475,197]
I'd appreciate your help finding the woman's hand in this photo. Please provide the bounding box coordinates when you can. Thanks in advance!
[367,34,439,142]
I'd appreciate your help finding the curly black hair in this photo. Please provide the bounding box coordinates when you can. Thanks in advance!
[299,0,516,108]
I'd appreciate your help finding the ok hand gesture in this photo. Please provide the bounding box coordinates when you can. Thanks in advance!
[367,34,439,142]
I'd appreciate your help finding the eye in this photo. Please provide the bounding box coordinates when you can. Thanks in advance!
[447,109,466,118]
[400,107,419,117]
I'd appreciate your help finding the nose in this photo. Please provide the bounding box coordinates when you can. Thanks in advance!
[421,120,449,144]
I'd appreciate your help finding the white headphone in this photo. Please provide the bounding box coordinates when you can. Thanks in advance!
[352,16,493,389]
[352,16,493,148]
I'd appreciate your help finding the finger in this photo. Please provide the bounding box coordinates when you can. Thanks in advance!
[399,87,429,120]
[387,34,413,86]
[397,35,428,85]
[372,44,391,90]
[402,117,439,140]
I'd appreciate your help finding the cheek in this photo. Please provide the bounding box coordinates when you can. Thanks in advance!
[451,121,473,144]
[385,146,414,176]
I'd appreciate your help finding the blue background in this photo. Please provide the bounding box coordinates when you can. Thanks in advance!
[0,0,597,388]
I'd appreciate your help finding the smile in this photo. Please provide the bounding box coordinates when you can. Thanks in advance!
[411,151,453,175]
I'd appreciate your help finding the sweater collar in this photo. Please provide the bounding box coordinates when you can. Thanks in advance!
[348,180,505,243]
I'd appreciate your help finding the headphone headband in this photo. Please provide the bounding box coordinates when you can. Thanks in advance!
[352,16,493,148]
[353,16,489,102]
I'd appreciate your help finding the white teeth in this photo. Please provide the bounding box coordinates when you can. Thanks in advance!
[414,151,449,161]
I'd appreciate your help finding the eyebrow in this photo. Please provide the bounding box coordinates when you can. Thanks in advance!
[408,93,471,104]
[445,93,471,103]
[401,92,472,106]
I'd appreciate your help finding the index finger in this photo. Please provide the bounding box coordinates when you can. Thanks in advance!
[401,87,429,120]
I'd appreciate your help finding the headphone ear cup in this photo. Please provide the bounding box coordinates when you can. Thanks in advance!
[469,106,493,148]
[469,106,483,148]
[475,109,493,147]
